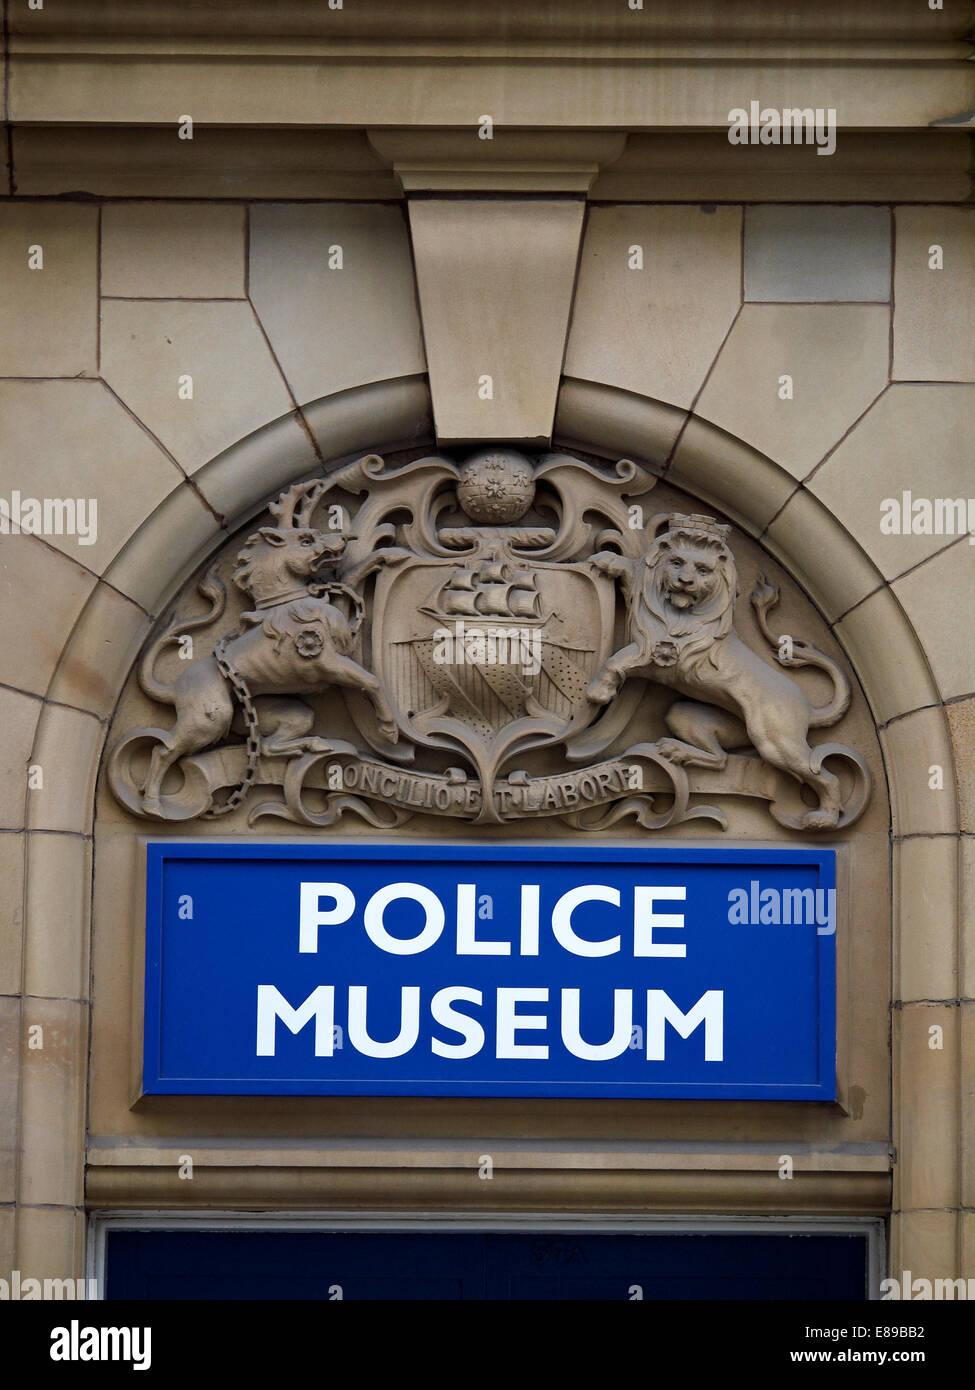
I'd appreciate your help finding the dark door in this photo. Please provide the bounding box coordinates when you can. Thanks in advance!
[105,1228,869,1300]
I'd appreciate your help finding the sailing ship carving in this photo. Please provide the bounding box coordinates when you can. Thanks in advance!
[387,549,598,737]
[422,555,546,624]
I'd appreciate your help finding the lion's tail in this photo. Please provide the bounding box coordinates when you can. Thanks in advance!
[750,575,851,729]
[139,566,226,705]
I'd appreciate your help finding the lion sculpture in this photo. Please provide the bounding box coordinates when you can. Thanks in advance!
[586,513,866,830]
[131,480,398,818]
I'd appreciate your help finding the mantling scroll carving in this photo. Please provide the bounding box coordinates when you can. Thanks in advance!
[108,448,871,832]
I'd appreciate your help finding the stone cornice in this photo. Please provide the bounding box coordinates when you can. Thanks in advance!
[4,2,972,132]
[8,0,974,46]
[7,63,971,133]
[10,38,974,62]
[8,126,972,203]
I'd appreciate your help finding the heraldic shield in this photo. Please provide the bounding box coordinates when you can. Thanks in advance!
[373,537,616,773]
[361,447,629,798]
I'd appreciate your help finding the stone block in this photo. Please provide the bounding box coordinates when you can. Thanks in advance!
[564,205,741,408]
[249,204,425,406]
[962,836,975,999]
[0,833,25,994]
[26,705,104,836]
[834,587,940,727]
[0,203,97,376]
[745,205,891,302]
[763,485,882,623]
[946,697,975,834]
[0,687,42,830]
[14,1205,87,1283]
[0,380,182,574]
[24,833,91,1001]
[301,376,435,470]
[100,300,293,473]
[894,207,975,382]
[0,1207,13,1284]
[18,997,87,1208]
[695,304,889,479]
[0,997,19,1204]
[880,707,958,837]
[0,535,97,698]
[667,416,795,536]
[895,1004,959,1212]
[961,1211,975,1280]
[893,539,975,702]
[811,384,975,579]
[194,413,319,524]
[46,582,151,719]
[962,1003,975,1212]
[102,202,246,298]
[554,377,685,473]
[409,199,584,444]
[102,482,223,614]
[894,837,958,1003]
[888,1210,958,1288]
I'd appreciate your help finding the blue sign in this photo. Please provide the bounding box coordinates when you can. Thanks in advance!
[143,843,836,1100]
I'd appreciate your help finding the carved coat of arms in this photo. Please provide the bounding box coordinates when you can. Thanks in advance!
[108,448,871,833]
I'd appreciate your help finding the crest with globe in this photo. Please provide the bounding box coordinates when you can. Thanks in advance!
[455,449,536,524]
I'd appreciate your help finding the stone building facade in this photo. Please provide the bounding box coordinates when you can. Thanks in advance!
[1,2,973,1297]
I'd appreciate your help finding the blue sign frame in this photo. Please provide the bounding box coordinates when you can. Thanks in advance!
[143,842,836,1101]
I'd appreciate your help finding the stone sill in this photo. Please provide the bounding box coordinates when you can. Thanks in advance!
[87,1141,893,1173]
[85,1164,892,1213]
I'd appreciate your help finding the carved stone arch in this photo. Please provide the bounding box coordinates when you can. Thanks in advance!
[37,372,949,837]
[22,372,958,1281]
[98,394,884,838]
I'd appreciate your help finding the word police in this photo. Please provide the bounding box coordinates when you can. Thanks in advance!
[256,880,725,1063]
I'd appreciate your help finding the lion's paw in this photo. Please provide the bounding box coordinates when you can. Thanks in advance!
[299,736,338,754]
[802,808,839,831]
[655,738,692,764]
[586,678,616,706]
